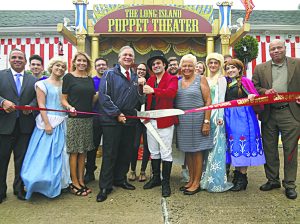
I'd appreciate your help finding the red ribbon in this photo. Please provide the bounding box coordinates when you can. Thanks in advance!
[1,92,299,118]
[184,92,300,114]
[0,105,150,120]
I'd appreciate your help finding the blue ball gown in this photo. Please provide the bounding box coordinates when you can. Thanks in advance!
[201,77,233,192]
[224,78,265,167]
[21,80,71,199]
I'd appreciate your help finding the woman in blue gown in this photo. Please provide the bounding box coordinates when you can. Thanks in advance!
[21,57,71,199]
[224,59,265,191]
[201,53,233,192]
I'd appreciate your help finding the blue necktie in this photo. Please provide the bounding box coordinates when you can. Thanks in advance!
[15,73,22,96]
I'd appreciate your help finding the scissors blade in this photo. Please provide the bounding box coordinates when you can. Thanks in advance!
[139,104,169,150]
[140,104,146,122]
[137,108,184,119]
[143,121,168,150]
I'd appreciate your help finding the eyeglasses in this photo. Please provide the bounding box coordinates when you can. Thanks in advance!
[137,68,146,71]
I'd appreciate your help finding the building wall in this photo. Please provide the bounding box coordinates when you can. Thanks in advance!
[1,33,299,78]
[124,0,184,4]
[0,35,76,71]
[233,34,300,79]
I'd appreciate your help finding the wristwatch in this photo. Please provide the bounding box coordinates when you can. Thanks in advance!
[204,119,210,124]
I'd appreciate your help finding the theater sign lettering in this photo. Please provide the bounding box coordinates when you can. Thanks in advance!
[93,4,213,34]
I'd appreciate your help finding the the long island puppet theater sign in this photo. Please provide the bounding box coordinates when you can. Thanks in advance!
[93,4,214,34]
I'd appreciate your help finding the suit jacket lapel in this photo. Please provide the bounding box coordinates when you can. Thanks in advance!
[265,61,272,88]
[287,57,296,84]
[7,69,19,96]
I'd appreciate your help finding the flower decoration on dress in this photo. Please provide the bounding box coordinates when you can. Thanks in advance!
[228,135,234,153]
[239,135,247,154]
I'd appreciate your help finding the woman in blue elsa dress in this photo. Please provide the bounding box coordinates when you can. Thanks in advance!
[224,59,265,191]
[21,57,71,199]
[201,53,233,192]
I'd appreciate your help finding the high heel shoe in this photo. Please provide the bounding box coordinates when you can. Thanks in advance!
[138,171,147,182]
[69,183,88,196]
[128,171,137,181]
[80,184,92,194]
[183,186,201,195]
[179,186,188,191]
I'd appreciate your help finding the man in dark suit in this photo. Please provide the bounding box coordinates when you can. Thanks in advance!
[96,46,145,202]
[252,39,300,200]
[0,49,37,203]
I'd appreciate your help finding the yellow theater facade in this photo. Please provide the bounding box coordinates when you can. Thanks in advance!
[58,0,249,73]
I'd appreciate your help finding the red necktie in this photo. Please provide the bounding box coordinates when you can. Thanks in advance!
[125,70,130,81]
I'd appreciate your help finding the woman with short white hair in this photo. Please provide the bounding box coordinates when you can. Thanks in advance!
[175,54,212,195]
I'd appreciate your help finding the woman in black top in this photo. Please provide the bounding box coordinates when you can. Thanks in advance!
[61,52,98,196]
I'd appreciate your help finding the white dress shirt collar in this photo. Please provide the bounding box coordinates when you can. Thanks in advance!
[120,65,131,77]
[10,68,25,77]
[10,68,25,84]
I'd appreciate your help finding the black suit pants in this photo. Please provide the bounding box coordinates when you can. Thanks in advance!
[86,117,103,174]
[99,125,135,189]
[0,119,31,195]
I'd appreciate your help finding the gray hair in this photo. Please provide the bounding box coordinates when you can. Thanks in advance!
[179,54,197,68]
[118,46,135,58]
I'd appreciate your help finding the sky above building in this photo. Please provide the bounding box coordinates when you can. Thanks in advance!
[1,0,299,10]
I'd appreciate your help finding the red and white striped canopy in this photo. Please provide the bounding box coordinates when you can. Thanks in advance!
[0,36,76,71]
[231,35,300,78]
[1,34,299,77]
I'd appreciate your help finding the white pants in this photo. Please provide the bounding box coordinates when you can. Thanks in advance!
[147,120,174,162]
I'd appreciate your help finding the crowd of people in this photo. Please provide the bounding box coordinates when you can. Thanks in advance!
[0,38,299,204]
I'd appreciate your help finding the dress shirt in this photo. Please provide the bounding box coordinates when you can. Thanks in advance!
[120,65,131,79]
[11,68,24,85]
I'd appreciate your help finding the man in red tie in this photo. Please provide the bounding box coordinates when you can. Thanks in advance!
[96,46,146,202]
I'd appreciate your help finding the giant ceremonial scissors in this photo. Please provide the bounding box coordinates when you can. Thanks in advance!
[137,104,184,150]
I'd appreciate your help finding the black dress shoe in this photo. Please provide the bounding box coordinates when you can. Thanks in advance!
[114,181,135,190]
[285,188,297,199]
[0,193,7,203]
[259,182,281,191]
[96,189,108,202]
[179,186,188,191]
[17,190,26,200]
[183,186,201,195]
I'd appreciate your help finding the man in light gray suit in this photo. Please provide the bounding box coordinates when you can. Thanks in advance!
[252,39,300,200]
[0,49,37,203]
